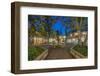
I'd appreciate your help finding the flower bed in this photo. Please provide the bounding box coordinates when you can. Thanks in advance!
[73,45,88,56]
[28,46,47,61]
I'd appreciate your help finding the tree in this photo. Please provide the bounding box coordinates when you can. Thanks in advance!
[61,17,75,45]
[39,24,47,44]
[28,15,41,46]
[50,30,57,47]
[42,16,57,44]
[56,30,60,45]
[80,17,88,46]
[28,23,36,46]
[75,17,88,46]
[75,17,82,45]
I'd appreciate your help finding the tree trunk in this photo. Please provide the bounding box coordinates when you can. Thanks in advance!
[83,34,87,46]
[65,35,67,45]
[48,33,50,45]
[29,35,34,47]
[79,18,83,46]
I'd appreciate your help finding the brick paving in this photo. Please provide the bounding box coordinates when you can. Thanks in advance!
[45,44,75,60]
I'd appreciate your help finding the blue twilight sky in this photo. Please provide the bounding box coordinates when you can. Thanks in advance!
[52,19,71,36]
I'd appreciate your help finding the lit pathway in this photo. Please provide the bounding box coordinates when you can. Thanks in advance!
[45,44,75,60]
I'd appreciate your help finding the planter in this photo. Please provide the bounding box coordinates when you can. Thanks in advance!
[35,48,48,60]
[70,48,86,58]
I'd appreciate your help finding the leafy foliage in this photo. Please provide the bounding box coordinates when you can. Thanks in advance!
[73,44,88,56]
[28,46,45,60]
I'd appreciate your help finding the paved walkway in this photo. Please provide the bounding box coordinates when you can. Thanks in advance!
[45,44,75,60]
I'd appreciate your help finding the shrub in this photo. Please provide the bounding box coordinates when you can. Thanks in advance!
[28,46,45,61]
[55,45,62,48]
[73,45,88,56]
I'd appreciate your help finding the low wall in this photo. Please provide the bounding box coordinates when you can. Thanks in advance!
[70,48,86,58]
[35,48,48,60]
